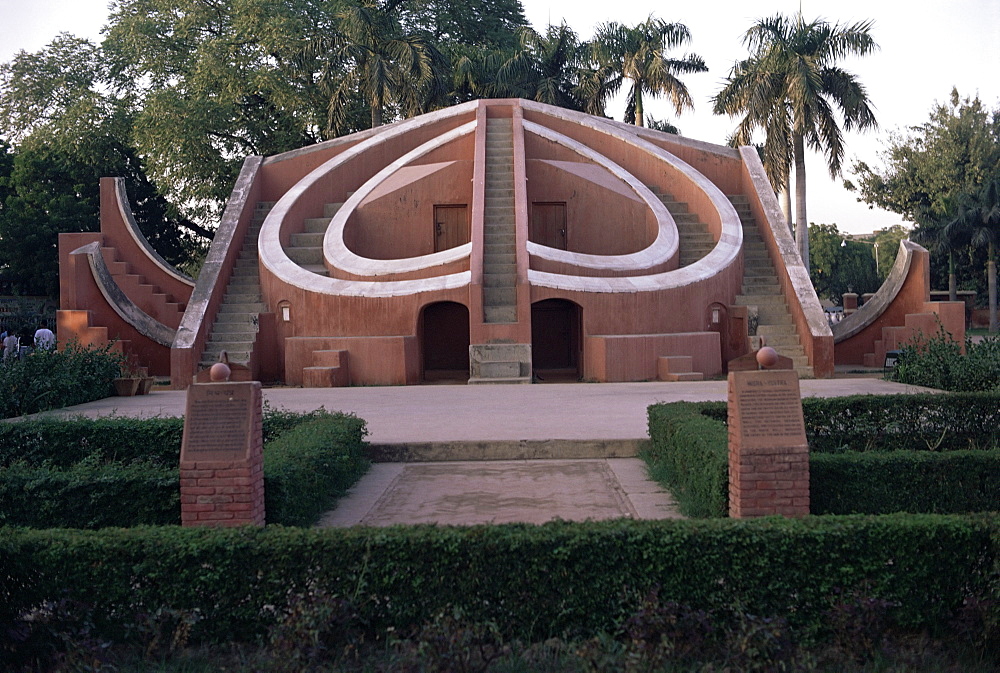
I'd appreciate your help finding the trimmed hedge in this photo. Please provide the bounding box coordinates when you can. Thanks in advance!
[0,411,369,528]
[0,406,340,469]
[264,413,369,526]
[0,461,179,528]
[1,515,997,646]
[647,395,1000,518]
[646,402,727,518]
[811,451,1000,515]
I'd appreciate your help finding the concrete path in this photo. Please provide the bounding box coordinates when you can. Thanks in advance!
[39,378,934,444]
[35,378,936,527]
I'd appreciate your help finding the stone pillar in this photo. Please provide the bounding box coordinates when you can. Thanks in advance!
[727,370,809,518]
[180,381,265,527]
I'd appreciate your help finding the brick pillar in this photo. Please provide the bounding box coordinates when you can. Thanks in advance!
[842,292,859,314]
[180,381,265,527]
[727,370,809,518]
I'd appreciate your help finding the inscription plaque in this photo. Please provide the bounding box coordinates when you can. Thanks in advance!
[181,382,259,462]
[728,370,806,449]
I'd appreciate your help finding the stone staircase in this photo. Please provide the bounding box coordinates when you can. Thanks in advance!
[101,248,187,328]
[198,202,272,368]
[649,189,715,267]
[729,196,812,378]
[482,118,518,324]
[283,202,346,277]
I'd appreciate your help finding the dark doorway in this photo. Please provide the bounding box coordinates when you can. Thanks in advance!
[434,205,470,252]
[530,202,567,249]
[422,301,470,382]
[531,299,580,381]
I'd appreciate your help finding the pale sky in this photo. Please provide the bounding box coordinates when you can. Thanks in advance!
[1,0,998,234]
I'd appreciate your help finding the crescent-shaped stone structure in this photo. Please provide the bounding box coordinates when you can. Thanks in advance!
[59,99,852,387]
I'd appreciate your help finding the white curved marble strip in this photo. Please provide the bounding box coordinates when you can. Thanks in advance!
[519,102,743,293]
[521,120,678,272]
[323,121,475,277]
[259,104,476,297]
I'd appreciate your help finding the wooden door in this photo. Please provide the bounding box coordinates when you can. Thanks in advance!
[434,205,469,252]
[530,202,567,249]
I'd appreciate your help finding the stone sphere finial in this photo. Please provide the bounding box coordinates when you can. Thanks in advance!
[209,362,231,382]
[756,346,779,368]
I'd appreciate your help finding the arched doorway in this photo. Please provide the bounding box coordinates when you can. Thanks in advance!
[531,299,581,381]
[421,301,470,382]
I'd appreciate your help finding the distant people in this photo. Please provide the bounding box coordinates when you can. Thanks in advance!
[3,332,19,362]
[33,323,55,351]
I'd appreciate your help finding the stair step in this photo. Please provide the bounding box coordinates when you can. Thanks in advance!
[291,232,325,247]
[484,287,516,305]
[484,306,517,323]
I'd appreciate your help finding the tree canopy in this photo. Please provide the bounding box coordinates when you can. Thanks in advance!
[849,90,1000,310]
[713,13,878,265]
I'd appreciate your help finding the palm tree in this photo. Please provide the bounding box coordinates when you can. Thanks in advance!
[712,13,878,264]
[493,23,589,110]
[307,0,450,134]
[588,16,707,127]
[944,179,1000,331]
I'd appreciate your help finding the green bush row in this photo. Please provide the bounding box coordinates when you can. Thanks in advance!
[888,329,1000,392]
[0,460,179,528]
[646,398,1000,517]
[0,341,124,418]
[695,392,1000,453]
[0,404,341,469]
[264,413,369,526]
[2,515,996,647]
[646,402,727,518]
[811,451,1000,515]
[0,412,369,528]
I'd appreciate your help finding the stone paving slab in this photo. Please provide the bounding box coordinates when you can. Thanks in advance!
[318,458,682,527]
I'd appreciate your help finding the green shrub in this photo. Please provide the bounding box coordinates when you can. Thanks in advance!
[1,515,996,646]
[889,328,1000,392]
[811,451,1000,515]
[647,396,1000,517]
[0,410,369,528]
[0,406,347,470]
[801,393,1000,453]
[646,403,728,517]
[0,459,179,528]
[264,413,369,526]
[0,341,124,418]
[0,416,185,468]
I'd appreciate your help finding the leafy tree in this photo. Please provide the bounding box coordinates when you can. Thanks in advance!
[849,90,1000,307]
[870,224,910,280]
[944,179,1000,330]
[398,0,527,51]
[713,13,879,266]
[491,23,590,110]
[809,222,879,304]
[588,15,706,127]
[0,35,205,297]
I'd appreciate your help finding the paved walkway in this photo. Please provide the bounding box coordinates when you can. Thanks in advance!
[38,377,935,527]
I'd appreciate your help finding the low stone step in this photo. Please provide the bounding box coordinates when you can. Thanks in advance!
[483,263,516,275]
[735,295,787,307]
[483,273,515,287]
[304,217,332,233]
[484,305,517,323]
[291,232,324,247]
[485,253,516,265]
[484,287,516,305]
[224,293,262,305]
[323,203,345,217]
[218,302,266,313]
[287,247,323,265]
